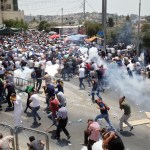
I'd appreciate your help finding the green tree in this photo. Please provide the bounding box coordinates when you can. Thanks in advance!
[141,23,150,48]
[38,21,57,32]
[107,27,120,46]
[84,21,102,37]
[3,19,28,30]
[126,15,130,22]
[145,16,150,23]
[108,17,114,27]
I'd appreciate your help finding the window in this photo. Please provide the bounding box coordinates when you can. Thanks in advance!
[6,4,11,10]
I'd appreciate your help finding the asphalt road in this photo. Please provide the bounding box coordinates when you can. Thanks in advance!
[0,76,150,150]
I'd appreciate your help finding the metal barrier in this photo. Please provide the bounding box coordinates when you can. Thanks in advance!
[15,126,49,150]
[14,77,35,92]
[0,123,15,150]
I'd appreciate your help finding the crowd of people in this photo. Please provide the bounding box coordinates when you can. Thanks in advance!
[0,30,149,150]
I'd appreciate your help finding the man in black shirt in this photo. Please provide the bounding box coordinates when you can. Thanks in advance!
[5,80,16,108]
[35,66,42,92]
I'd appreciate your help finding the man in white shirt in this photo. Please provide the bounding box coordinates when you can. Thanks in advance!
[127,62,135,71]
[34,59,40,70]
[28,59,34,69]
[15,59,21,69]
[78,65,85,89]
[29,91,41,125]
[46,60,52,66]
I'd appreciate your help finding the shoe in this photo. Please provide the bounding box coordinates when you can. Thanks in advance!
[32,122,38,125]
[117,129,123,132]
[80,143,87,146]
[67,135,71,139]
[55,136,60,139]
[7,106,12,108]
[24,110,27,113]
[130,126,134,131]
[38,117,41,120]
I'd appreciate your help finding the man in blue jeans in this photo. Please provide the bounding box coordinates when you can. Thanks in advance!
[29,91,41,125]
[95,98,115,130]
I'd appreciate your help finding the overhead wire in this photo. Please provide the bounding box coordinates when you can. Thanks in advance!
[85,0,97,12]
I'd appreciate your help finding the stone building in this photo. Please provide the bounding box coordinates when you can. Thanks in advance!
[0,0,24,24]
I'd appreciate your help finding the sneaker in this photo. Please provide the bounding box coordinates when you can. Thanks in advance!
[117,129,123,132]
[67,135,71,139]
[32,122,38,125]
[80,143,87,146]
[130,126,134,131]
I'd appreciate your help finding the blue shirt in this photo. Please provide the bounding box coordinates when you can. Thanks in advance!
[99,102,108,114]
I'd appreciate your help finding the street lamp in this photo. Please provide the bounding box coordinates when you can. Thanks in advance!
[137,0,141,56]
[102,0,107,53]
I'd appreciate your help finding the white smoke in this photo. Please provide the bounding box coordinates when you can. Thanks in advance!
[45,64,59,77]
[87,47,150,111]
[14,67,34,81]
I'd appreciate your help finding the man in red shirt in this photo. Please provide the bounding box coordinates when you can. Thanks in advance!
[48,96,59,126]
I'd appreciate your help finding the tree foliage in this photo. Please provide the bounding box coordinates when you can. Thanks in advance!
[126,15,130,22]
[3,19,28,30]
[84,21,102,37]
[106,27,120,46]
[38,21,57,32]
[145,16,150,23]
[108,17,114,27]
[141,23,150,48]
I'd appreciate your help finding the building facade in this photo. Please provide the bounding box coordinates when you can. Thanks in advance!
[0,0,24,24]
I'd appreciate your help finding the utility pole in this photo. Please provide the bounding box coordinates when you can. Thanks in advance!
[137,0,141,56]
[83,0,86,23]
[61,8,63,35]
[102,0,107,53]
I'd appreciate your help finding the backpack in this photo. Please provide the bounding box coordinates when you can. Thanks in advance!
[25,85,34,94]
[31,71,36,79]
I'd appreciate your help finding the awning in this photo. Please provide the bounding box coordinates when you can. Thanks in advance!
[85,36,103,42]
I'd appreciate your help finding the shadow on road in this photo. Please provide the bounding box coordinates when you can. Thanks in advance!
[30,123,41,128]
[120,131,135,137]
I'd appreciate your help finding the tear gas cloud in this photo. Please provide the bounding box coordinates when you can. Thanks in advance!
[88,47,150,111]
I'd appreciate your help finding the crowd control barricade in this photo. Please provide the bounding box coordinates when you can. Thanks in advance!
[15,126,49,150]
[0,123,15,150]
[14,77,35,92]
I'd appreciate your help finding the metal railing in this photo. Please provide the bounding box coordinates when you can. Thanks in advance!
[0,123,15,150]
[13,77,35,92]
[15,126,49,150]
